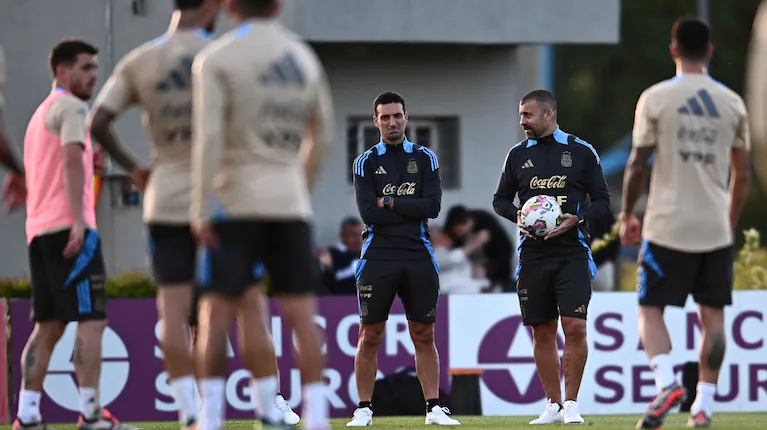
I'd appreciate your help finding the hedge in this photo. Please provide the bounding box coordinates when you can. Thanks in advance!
[0,272,155,299]
[0,270,277,298]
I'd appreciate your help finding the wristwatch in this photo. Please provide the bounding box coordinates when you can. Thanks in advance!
[577,213,585,225]
[382,196,393,207]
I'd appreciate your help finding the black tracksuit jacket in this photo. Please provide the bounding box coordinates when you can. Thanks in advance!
[353,138,441,261]
[493,127,611,265]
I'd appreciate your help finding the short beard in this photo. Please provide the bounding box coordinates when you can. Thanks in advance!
[71,87,91,101]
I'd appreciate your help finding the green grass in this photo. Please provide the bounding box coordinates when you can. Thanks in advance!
[3,414,767,430]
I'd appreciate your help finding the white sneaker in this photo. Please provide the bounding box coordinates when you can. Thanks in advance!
[562,400,584,424]
[425,406,461,425]
[346,407,373,427]
[529,400,563,425]
[276,395,300,426]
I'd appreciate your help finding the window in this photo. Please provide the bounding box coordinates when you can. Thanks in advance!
[346,116,460,189]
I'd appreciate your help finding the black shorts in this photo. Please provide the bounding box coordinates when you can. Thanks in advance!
[147,224,196,285]
[516,259,593,326]
[197,220,319,297]
[28,228,108,323]
[355,259,440,324]
[188,263,265,327]
[637,240,734,308]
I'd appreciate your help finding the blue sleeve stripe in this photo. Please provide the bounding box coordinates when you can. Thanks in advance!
[501,149,512,173]
[418,146,439,171]
[354,150,372,177]
[574,137,601,165]
[502,141,524,173]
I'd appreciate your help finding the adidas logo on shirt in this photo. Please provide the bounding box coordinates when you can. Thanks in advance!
[521,159,534,169]
[375,166,387,175]
[677,89,720,118]
[259,53,306,87]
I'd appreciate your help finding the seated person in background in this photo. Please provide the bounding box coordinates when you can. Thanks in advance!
[444,205,516,292]
[468,208,515,292]
[431,225,491,294]
[590,210,620,291]
[318,217,364,295]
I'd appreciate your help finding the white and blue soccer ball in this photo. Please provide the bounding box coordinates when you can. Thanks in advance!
[520,195,562,237]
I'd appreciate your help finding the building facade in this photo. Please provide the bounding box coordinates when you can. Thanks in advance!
[0,0,619,277]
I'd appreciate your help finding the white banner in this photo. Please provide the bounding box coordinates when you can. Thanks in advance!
[448,291,767,416]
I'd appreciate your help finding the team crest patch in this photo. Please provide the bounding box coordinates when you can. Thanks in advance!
[407,158,418,174]
[561,151,572,168]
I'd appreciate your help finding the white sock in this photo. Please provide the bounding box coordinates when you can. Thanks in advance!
[302,382,328,430]
[17,390,41,423]
[193,380,203,412]
[170,375,198,424]
[650,354,676,392]
[80,387,100,419]
[691,382,716,416]
[199,378,226,430]
[251,375,282,423]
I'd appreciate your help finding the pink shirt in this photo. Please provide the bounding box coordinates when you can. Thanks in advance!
[24,89,96,243]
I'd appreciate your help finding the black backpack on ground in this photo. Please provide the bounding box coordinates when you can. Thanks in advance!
[371,366,450,416]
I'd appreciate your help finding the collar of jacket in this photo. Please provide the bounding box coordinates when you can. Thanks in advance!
[526,125,569,148]
[375,137,414,155]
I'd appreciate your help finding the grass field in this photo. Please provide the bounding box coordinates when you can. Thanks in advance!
[2,414,767,430]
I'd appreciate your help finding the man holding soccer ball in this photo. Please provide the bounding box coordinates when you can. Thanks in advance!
[493,89,611,425]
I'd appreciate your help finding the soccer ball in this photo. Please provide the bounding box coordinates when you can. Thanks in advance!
[520,195,562,237]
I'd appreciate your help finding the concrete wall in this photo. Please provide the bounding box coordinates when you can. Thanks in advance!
[287,0,621,44]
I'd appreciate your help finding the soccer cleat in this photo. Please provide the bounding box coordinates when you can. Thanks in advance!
[529,400,563,425]
[425,406,461,425]
[346,407,373,427]
[276,395,300,426]
[77,408,137,430]
[635,383,687,429]
[562,400,584,424]
[13,419,55,430]
[687,411,712,428]
[182,417,197,430]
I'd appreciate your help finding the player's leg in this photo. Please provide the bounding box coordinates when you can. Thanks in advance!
[188,287,203,414]
[635,241,695,429]
[401,259,459,426]
[195,291,233,430]
[14,237,65,430]
[555,259,594,424]
[517,263,562,425]
[244,264,301,425]
[39,229,131,429]
[263,291,301,426]
[148,224,198,427]
[347,260,398,427]
[264,221,329,430]
[234,283,285,426]
[222,222,300,428]
[195,222,251,430]
[687,245,734,428]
